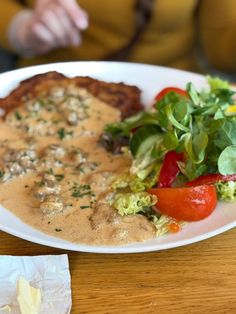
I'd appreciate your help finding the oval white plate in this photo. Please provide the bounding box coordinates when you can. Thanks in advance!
[0,61,235,253]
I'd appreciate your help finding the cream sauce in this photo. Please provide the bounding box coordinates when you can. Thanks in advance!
[0,86,155,245]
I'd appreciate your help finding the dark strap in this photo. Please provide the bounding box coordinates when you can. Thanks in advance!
[105,0,154,61]
[18,0,26,5]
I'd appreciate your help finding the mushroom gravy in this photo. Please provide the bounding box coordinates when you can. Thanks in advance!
[0,85,155,245]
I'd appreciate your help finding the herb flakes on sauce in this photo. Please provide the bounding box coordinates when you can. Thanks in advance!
[14,111,22,121]
[70,183,95,198]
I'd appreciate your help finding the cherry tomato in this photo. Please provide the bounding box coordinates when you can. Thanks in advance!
[186,173,236,186]
[155,87,188,102]
[148,185,217,221]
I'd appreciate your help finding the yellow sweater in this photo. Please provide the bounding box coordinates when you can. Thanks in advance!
[0,0,236,73]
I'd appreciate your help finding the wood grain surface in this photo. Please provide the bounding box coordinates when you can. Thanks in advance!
[0,228,236,314]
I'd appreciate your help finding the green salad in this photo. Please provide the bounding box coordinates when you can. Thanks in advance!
[101,76,236,235]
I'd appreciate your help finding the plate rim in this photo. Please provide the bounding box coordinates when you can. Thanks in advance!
[0,61,235,253]
[0,214,235,253]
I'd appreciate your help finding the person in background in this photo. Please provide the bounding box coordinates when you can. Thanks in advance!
[0,0,235,74]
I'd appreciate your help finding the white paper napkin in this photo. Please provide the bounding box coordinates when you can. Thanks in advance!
[0,254,72,314]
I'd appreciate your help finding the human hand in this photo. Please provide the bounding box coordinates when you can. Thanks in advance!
[10,0,88,56]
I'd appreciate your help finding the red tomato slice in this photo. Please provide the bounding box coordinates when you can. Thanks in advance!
[186,173,236,186]
[158,151,184,187]
[155,87,188,102]
[148,185,217,221]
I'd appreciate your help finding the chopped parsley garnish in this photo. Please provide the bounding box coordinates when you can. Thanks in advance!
[52,119,60,124]
[45,169,64,181]
[55,228,62,232]
[70,183,95,198]
[36,118,46,123]
[37,180,45,187]
[46,168,54,175]
[38,98,46,107]
[78,167,85,174]
[14,111,22,120]
[57,128,66,140]
[80,205,91,209]
[57,128,74,140]
[0,170,5,178]
[55,174,65,181]
[38,98,55,111]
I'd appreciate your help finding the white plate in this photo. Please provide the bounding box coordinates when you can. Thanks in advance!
[0,61,235,253]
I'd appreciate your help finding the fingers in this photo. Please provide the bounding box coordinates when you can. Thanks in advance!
[15,0,88,56]
[38,6,69,46]
[32,21,55,45]
[29,22,56,54]
[33,3,82,49]
[52,5,81,46]
[9,11,51,56]
[36,0,88,30]
[56,0,88,29]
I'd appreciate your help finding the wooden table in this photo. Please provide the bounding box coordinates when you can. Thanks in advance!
[0,228,236,314]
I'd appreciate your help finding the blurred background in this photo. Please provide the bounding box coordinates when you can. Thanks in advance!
[0,49,17,73]
[0,0,235,80]
[1,46,235,81]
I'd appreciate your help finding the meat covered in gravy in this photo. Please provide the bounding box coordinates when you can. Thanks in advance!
[0,76,155,245]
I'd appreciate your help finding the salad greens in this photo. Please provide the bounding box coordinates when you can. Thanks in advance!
[102,76,236,235]
[112,192,157,216]
[216,181,236,201]
[111,170,157,193]
[104,76,236,181]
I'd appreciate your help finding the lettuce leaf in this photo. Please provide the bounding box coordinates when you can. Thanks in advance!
[112,192,157,216]
[207,76,230,90]
[112,170,158,193]
[216,181,236,201]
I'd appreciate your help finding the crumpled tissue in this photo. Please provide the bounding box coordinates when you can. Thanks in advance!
[0,254,71,314]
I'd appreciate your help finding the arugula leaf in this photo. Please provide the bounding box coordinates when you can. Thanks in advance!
[104,111,160,137]
[193,131,208,162]
[166,104,190,133]
[218,145,236,175]
[163,130,178,151]
[182,131,208,165]
[155,91,192,131]
[214,120,236,150]
[129,125,162,157]
[184,160,207,180]
[187,82,201,107]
